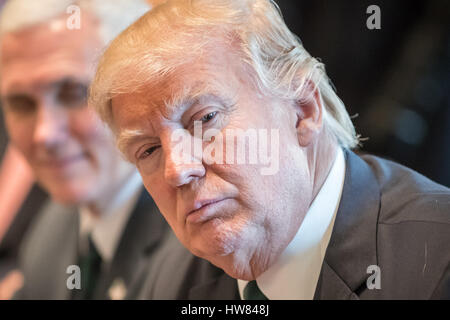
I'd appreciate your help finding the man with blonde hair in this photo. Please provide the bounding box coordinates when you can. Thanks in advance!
[90,0,449,299]
[0,0,171,299]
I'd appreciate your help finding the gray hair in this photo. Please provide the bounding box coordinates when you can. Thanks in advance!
[90,0,359,149]
[0,0,151,46]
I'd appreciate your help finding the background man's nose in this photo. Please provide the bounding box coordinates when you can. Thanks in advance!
[33,104,68,151]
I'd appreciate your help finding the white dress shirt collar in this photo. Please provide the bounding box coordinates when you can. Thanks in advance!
[79,170,143,263]
[238,147,346,300]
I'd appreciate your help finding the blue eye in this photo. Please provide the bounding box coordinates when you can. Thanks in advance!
[200,111,217,123]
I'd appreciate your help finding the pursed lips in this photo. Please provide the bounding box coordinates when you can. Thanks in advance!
[185,197,232,223]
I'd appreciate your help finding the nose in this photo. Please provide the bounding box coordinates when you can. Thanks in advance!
[163,130,206,188]
[33,103,68,152]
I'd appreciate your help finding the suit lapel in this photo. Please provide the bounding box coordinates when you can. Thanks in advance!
[20,201,79,299]
[94,189,168,299]
[314,261,360,300]
[314,150,380,299]
[52,205,79,300]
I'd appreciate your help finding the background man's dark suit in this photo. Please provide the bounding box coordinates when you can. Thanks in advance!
[141,150,449,299]
[0,185,47,280]
[14,189,170,299]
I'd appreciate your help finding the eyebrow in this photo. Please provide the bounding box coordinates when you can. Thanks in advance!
[116,128,149,158]
[162,81,236,118]
[3,77,87,96]
[116,85,237,157]
[163,82,211,112]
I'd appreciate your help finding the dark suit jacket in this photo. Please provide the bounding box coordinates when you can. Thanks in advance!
[14,188,170,299]
[0,185,47,279]
[141,150,450,299]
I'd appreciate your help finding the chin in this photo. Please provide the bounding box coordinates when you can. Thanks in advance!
[44,182,96,206]
[191,218,243,256]
[204,249,257,281]
[51,191,88,205]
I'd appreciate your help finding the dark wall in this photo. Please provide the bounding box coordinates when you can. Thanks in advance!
[275,0,450,186]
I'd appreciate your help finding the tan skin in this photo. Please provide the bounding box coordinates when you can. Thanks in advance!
[0,13,135,216]
[111,39,337,280]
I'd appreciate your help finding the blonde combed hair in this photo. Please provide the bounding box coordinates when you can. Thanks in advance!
[90,0,359,149]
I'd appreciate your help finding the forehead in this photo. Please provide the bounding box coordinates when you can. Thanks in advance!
[0,13,101,93]
[111,40,249,131]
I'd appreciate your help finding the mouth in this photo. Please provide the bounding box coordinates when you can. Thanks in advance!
[185,197,233,224]
[39,153,86,169]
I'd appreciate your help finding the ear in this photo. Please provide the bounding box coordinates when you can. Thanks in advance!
[294,80,323,147]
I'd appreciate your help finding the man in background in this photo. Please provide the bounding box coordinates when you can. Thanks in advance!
[0,0,169,299]
[0,0,48,297]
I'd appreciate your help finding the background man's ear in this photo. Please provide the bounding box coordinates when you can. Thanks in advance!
[294,80,323,147]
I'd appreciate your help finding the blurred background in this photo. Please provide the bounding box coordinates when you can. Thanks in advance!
[275,0,450,187]
[0,0,449,282]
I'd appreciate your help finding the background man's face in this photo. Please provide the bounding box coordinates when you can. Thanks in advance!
[0,15,130,205]
[111,40,313,279]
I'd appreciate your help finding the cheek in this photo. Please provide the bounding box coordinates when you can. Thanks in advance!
[71,109,113,160]
[4,114,34,156]
[71,108,106,140]
[209,163,265,221]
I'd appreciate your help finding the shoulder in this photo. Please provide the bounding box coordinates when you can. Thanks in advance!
[359,154,450,298]
[19,200,78,258]
[139,231,230,299]
[138,232,196,299]
[15,201,78,299]
[360,153,449,225]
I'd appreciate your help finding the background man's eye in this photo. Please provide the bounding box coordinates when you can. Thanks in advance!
[139,146,160,160]
[200,111,217,123]
[57,80,88,108]
[5,95,36,114]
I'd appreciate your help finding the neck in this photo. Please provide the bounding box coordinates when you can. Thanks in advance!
[307,129,339,204]
[251,131,338,278]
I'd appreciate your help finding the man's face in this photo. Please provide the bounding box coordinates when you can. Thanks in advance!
[1,16,131,205]
[111,41,314,279]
